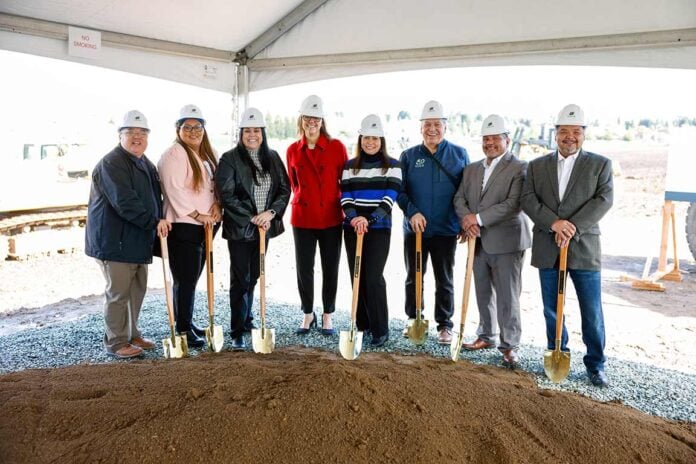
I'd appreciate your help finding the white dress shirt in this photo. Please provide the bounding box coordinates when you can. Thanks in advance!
[557,151,579,201]
[476,153,504,226]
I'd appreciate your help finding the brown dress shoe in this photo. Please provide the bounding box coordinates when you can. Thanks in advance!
[462,338,495,351]
[131,337,156,350]
[502,349,519,368]
[108,344,143,359]
[437,328,453,345]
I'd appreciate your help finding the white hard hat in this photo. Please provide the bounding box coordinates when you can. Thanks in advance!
[178,104,205,124]
[358,114,384,137]
[118,110,149,131]
[420,100,445,120]
[556,104,585,126]
[298,95,324,118]
[481,114,509,136]
[239,107,265,128]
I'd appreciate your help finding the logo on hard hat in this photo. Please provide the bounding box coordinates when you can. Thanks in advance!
[487,122,493,127]
[249,114,255,119]
[569,111,575,116]
[371,123,377,128]
[312,103,318,108]
[135,116,141,120]
[429,106,435,111]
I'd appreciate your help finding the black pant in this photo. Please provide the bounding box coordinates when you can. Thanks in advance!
[292,225,342,314]
[344,228,391,338]
[227,237,268,338]
[167,223,206,333]
[403,234,457,329]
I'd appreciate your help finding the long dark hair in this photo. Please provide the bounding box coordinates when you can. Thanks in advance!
[296,116,332,140]
[175,122,217,192]
[237,127,272,185]
[352,135,390,174]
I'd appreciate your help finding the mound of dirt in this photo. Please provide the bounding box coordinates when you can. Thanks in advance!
[1,347,694,464]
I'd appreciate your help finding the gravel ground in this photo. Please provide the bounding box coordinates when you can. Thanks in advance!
[1,292,694,423]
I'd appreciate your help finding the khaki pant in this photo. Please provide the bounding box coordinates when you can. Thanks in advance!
[96,260,147,353]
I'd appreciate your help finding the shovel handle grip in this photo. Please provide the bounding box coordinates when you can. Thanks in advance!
[160,236,176,328]
[349,232,364,323]
[259,227,267,323]
[555,245,569,341]
[205,224,215,318]
[415,231,423,316]
[459,237,476,327]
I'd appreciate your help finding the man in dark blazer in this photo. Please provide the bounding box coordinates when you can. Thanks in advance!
[521,104,614,387]
[453,114,531,367]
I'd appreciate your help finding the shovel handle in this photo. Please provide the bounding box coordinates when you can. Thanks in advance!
[415,231,423,317]
[205,224,215,319]
[160,236,176,328]
[259,227,267,326]
[555,245,569,342]
[349,232,364,324]
[459,237,476,329]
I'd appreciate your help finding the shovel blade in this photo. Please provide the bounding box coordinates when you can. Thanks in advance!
[450,331,464,362]
[543,348,571,383]
[205,325,225,353]
[406,318,429,346]
[339,330,363,360]
[251,328,275,354]
[162,335,188,359]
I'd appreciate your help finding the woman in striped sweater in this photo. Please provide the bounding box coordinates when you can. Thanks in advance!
[340,114,402,347]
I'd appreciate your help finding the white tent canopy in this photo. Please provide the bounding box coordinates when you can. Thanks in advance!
[1,0,695,95]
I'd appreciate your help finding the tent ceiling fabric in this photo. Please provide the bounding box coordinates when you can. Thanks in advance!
[1,0,695,93]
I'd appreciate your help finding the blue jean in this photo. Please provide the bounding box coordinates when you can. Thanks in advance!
[539,268,606,373]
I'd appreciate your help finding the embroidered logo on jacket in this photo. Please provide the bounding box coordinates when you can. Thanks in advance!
[415,158,425,168]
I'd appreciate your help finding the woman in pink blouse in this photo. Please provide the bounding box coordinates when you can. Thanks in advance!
[158,104,221,348]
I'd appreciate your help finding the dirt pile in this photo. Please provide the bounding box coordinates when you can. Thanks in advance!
[1,347,694,464]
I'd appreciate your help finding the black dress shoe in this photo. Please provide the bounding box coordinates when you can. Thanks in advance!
[295,312,317,335]
[588,370,609,387]
[185,331,206,348]
[230,336,246,351]
[370,334,389,347]
[190,324,206,338]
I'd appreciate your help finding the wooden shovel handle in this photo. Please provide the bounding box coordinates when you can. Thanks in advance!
[555,245,569,341]
[205,224,215,319]
[160,236,176,328]
[415,231,423,316]
[459,237,476,327]
[259,227,266,323]
[349,233,364,324]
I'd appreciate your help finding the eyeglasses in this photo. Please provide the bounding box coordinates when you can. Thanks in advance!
[121,129,150,137]
[181,124,204,133]
[301,116,321,123]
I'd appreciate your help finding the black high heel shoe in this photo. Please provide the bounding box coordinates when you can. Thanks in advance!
[320,314,336,336]
[295,312,317,335]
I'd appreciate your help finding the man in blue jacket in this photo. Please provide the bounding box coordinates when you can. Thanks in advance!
[397,100,470,344]
[86,110,170,358]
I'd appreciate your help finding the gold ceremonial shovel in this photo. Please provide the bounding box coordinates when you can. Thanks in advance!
[204,224,224,352]
[160,235,188,359]
[252,227,275,354]
[407,231,429,345]
[339,232,364,360]
[544,244,571,382]
[451,236,476,361]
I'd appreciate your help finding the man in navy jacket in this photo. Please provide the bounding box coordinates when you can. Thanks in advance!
[397,100,469,344]
[86,110,170,358]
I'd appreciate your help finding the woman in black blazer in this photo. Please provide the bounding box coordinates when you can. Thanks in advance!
[216,108,291,350]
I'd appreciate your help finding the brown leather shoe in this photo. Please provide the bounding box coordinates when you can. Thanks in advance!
[462,338,495,351]
[437,328,453,345]
[131,337,156,350]
[107,344,143,359]
[502,349,519,368]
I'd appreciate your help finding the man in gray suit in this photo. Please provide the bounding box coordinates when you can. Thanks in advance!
[521,104,613,387]
[453,114,531,367]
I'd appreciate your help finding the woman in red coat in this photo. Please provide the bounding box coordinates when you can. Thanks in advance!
[286,95,347,335]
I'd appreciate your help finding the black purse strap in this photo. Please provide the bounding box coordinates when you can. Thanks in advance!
[428,153,458,187]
